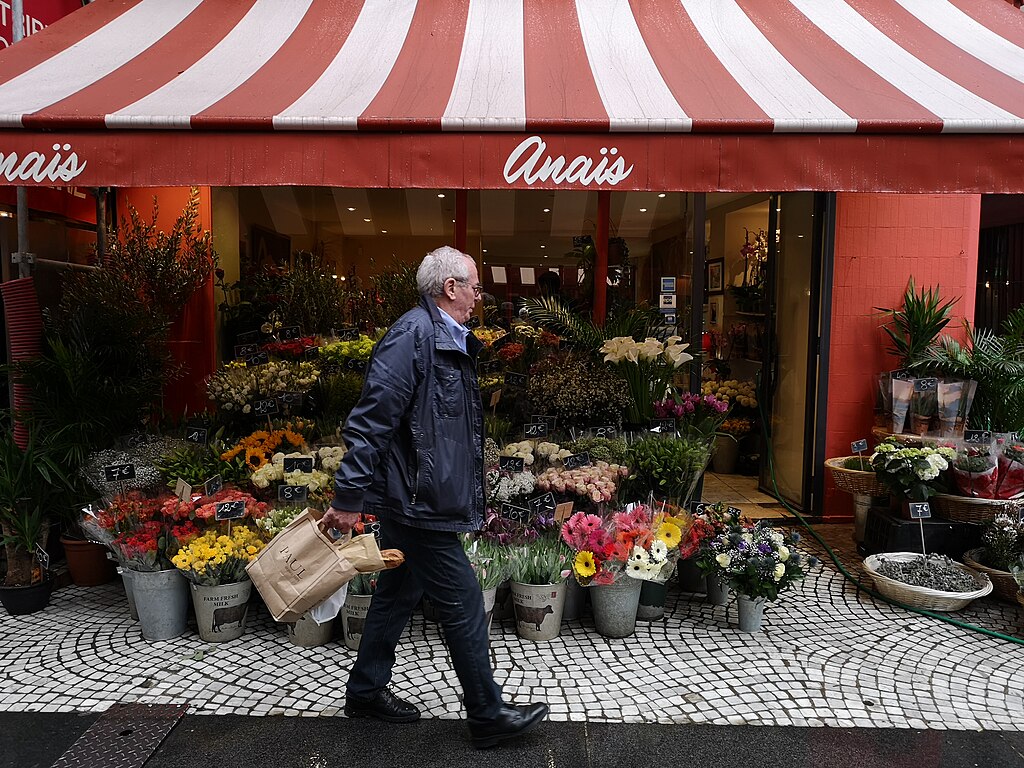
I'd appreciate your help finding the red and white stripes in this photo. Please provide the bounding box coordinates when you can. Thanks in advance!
[0,0,1021,133]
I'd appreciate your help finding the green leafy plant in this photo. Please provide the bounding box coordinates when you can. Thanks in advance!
[0,416,75,586]
[507,536,571,586]
[365,257,420,330]
[348,571,379,595]
[875,278,957,369]
[462,534,510,590]
[154,443,250,488]
[920,306,1024,432]
[622,436,713,505]
[519,296,662,357]
[275,246,359,334]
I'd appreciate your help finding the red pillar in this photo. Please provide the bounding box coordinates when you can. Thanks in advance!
[823,192,980,519]
[455,189,468,252]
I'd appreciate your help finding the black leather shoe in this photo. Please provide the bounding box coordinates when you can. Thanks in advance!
[344,688,420,723]
[469,703,549,749]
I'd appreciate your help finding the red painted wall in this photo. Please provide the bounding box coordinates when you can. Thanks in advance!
[823,193,980,518]
[117,186,215,420]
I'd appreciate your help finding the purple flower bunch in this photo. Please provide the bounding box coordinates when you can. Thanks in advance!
[653,393,730,438]
[478,509,558,546]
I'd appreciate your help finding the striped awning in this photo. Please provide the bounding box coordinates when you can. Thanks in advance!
[0,0,1022,191]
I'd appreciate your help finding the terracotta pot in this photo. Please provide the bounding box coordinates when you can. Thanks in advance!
[60,537,117,586]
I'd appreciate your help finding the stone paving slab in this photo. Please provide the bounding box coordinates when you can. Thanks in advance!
[1,527,1022,731]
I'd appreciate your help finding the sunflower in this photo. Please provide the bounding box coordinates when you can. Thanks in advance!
[573,550,597,579]
[655,522,682,549]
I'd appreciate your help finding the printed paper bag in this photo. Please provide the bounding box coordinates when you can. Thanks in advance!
[246,508,385,623]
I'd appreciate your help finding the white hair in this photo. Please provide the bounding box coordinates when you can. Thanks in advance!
[416,246,472,297]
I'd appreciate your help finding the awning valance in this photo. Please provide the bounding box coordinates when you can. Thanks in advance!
[0,0,1022,191]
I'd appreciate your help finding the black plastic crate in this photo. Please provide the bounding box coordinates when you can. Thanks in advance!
[858,507,981,559]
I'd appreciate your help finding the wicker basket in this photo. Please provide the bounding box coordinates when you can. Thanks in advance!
[930,493,1021,524]
[862,552,992,611]
[961,549,1020,603]
[825,456,889,497]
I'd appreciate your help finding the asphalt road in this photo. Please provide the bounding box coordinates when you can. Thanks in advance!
[4,712,1024,768]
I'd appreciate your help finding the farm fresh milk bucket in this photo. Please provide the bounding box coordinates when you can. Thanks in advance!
[190,581,252,642]
[510,581,565,641]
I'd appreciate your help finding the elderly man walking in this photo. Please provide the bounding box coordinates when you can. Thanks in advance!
[321,246,548,749]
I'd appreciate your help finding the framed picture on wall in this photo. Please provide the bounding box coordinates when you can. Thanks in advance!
[707,295,724,328]
[706,258,725,294]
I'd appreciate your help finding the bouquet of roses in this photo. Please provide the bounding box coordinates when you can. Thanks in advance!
[534,461,629,506]
[995,439,1024,500]
[82,491,200,572]
[952,442,998,499]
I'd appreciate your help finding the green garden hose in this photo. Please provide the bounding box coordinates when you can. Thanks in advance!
[756,400,1024,645]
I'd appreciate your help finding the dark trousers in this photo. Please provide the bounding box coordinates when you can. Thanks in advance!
[346,518,504,723]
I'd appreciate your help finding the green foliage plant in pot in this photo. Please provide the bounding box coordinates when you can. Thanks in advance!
[875,278,957,371]
[622,435,714,507]
[0,416,75,613]
[869,437,955,511]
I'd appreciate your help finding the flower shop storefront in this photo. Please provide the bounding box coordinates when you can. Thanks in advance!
[0,0,1023,527]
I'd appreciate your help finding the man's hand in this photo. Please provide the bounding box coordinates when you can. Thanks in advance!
[321,506,361,535]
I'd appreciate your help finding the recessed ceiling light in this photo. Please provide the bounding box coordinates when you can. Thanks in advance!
[347,207,356,212]
[797,234,804,238]
[483,249,488,253]
[657,193,666,198]
[331,274,338,279]
[543,254,548,258]
[363,218,371,222]
[540,245,546,249]
[543,208,550,213]
[381,229,388,234]
[437,193,446,198]
[639,208,647,212]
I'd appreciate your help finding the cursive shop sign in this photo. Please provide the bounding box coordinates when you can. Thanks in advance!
[503,136,633,187]
[0,143,87,183]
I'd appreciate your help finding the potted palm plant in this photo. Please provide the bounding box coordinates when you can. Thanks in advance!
[0,415,73,615]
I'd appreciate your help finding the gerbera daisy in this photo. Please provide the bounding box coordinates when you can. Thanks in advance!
[573,550,597,579]
[655,522,682,549]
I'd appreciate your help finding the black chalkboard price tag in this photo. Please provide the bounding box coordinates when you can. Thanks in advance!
[913,378,937,392]
[234,343,259,358]
[531,415,557,432]
[890,369,914,381]
[498,456,525,473]
[253,398,279,416]
[588,425,618,439]
[278,392,303,408]
[500,503,529,523]
[503,372,527,389]
[103,463,136,482]
[35,545,50,572]
[365,519,382,540]
[478,360,503,375]
[283,456,315,474]
[528,492,557,517]
[563,452,591,471]
[850,438,868,453]
[691,501,711,516]
[215,500,246,521]
[964,430,992,444]
[343,358,368,373]
[236,330,260,344]
[466,316,481,329]
[277,485,309,503]
[908,502,931,519]
[245,351,270,365]
[304,346,321,360]
[651,418,676,434]
[334,327,359,341]
[523,422,549,439]
[279,325,302,341]
[727,506,742,516]
[203,474,224,497]
[185,427,208,445]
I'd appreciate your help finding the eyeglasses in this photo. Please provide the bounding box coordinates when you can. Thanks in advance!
[454,278,483,297]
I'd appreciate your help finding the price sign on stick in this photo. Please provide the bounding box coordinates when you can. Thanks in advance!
[652,419,676,435]
[528,492,557,518]
[278,485,308,503]
[203,475,224,497]
[335,327,359,341]
[234,343,259,358]
[500,503,529,523]
[524,422,549,439]
[175,478,193,502]
[563,453,591,471]
[236,330,260,344]
[588,425,618,439]
[103,464,136,482]
[850,439,868,454]
[554,502,575,524]
[185,427,208,445]
[279,325,302,341]
[498,456,525,473]
[964,430,992,444]
[215,500,246,521]
[278,392,303,408]
[908,501,932,555]
[253,398,279,416]
[503,372,527,389]
[283,456,315,474]
[36,545,50,572]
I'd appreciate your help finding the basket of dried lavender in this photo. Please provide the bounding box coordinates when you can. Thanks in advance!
[862,552,993,611]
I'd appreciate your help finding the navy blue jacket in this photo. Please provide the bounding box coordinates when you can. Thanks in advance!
[330,295,485,531]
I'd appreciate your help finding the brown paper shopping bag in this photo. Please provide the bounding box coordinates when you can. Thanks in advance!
[246,508,386,623]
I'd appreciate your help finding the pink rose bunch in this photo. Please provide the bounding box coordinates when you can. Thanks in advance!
[535,461,629,503]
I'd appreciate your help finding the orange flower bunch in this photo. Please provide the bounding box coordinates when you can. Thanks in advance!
[220,428,305,471]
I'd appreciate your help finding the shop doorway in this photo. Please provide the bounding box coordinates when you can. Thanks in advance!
[701,193,830,514]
